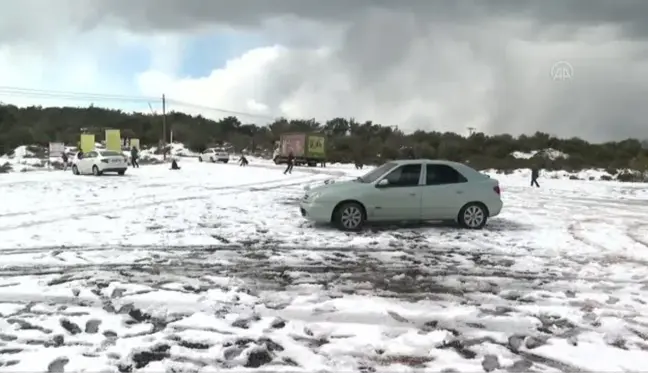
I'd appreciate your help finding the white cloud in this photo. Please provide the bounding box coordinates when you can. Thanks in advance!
[3,2,648,141]
[137,45,286,121]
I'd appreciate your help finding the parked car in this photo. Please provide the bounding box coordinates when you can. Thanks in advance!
[199,148,230,163]
[299,159,502,231]
[72,150,128,176]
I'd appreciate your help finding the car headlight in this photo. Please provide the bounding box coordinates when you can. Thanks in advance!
[305,192,320,202]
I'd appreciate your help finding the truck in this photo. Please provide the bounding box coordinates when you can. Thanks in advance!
[273,132,326,167]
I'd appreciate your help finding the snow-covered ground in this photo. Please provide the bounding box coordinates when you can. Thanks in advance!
[1,160,648,372]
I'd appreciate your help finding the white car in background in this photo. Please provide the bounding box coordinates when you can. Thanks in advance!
[199,148,230,163]
[299,159,503,231]
[71,150,128,176]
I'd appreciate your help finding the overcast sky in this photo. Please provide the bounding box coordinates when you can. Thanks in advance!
[1,0,648,142]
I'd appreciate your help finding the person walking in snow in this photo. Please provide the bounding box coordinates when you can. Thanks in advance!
[531,167,540,187]
[61,152,69,171]
[131,146,140,168]
[239,155,249,166]
[170,158,180,170]
[284,152,294,174]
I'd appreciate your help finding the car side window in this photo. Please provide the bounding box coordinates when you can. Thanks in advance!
[86,151,97,158]
[426,164,467,185]
[383,164,422,187]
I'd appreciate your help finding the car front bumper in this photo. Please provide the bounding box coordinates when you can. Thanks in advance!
[299,200,333,223]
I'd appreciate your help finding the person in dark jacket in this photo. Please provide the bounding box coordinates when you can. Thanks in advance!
[284,152,294,174]
[131,146,140,168]
[531,167,540,187]
[239,155,249,166]
[170,158,180,170]
[61,152,69,171]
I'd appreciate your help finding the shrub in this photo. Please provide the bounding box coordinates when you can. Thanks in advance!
[0,162,11,173]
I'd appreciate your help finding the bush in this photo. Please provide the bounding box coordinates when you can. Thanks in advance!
[0,162,11,173]
[616,172,637,182]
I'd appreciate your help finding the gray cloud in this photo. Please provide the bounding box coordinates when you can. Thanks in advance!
[3,0,648,141]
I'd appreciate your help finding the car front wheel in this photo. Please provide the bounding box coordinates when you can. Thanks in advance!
[333,202,366,231]
[458,203,488,229]
[92,165,101,176]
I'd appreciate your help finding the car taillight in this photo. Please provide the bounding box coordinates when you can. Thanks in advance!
[493,185,501,195]
[100,159,109,163]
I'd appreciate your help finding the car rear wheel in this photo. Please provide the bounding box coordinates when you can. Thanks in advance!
[458,203,488,229]
[222,159,228,163]
[117,170,125,176]
[92,165,101,176]
[72,165,80,175]
[333,202,366,231]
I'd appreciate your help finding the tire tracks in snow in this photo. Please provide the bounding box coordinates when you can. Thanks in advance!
[0,174,325,232]
[567,217,648,266]
[0,173,320,220]
[0,254,645,287]
[626,222,648,248]
[0,242,593,258]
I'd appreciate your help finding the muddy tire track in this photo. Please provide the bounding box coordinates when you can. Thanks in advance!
[0,175,325,232]
[0,254,645,286]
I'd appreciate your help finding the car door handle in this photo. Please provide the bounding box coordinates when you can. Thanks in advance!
[409,193,417,196]
[456,190,464,194]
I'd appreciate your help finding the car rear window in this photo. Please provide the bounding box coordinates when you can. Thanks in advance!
[100,151,122,156]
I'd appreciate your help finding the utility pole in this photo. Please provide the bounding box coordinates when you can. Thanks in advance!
[162,94,167,144]
[162,94,167,160]
[467,127,476,136]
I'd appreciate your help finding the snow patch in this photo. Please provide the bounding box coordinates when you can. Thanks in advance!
[511,148,569,160]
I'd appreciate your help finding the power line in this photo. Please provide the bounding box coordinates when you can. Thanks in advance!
[165,99,275,120]
[0,86,159,103]
[0,86,276,120]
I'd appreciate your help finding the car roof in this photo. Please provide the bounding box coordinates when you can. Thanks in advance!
[389,159,465,167]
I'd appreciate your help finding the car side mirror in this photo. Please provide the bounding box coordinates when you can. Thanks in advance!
[376,179,389,187]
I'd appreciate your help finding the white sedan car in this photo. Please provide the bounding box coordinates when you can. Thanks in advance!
[72,150,128,176]
[299,159,503,231]
[199,148,230,163]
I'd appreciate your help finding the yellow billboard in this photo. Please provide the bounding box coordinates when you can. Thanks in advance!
[130,138,140,149]
[80,134,95,153]
[105,129,121,152]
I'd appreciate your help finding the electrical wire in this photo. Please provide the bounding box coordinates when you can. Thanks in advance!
[0,86,278,120]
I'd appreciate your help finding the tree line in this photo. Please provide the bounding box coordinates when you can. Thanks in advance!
[1,104,647,175]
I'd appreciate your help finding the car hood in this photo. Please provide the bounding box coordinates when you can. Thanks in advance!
[307,179,364,194]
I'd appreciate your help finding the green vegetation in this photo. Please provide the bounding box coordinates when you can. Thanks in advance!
[1,104,647,178]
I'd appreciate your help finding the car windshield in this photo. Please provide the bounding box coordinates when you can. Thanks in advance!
[100,151,121,156]
[358,162,397,183]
